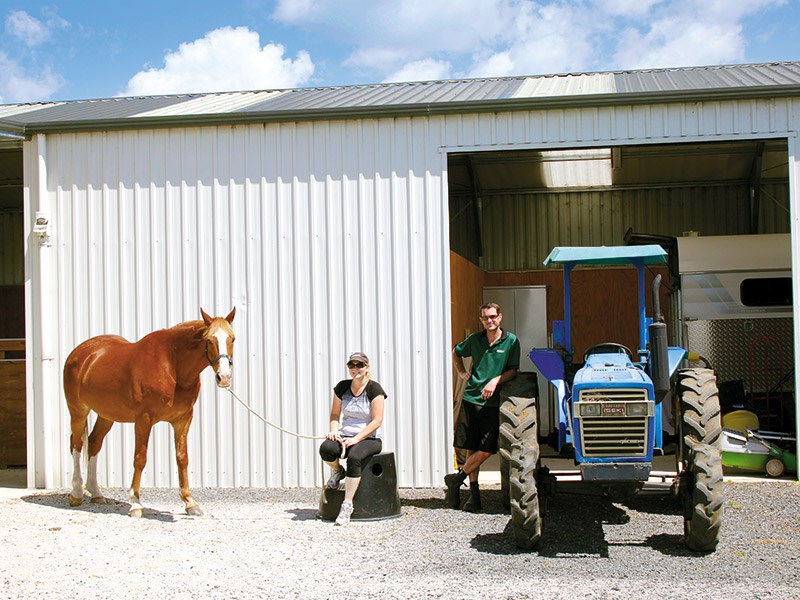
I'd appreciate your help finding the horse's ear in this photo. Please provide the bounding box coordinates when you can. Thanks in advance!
[225,307,236,324]
[200,308,213,325]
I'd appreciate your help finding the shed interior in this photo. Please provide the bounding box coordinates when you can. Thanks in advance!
[0,143,25,469]
[447,137,794,449]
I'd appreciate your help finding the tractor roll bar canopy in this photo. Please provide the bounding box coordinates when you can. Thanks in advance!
[543,245,667,266]
[543,244,667,355]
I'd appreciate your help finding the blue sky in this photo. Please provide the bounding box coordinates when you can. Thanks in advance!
[1,0,798,103]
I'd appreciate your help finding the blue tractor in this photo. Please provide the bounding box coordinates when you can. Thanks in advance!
[499,245,724,552]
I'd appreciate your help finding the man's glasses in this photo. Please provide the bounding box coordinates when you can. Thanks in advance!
[348,362,366,369]
[480,314,500,321]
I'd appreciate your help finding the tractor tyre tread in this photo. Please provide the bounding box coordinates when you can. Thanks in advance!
[683,442,724,552]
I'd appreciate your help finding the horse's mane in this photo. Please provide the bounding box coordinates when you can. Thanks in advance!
[167,318,233,342]
[164,320,206,342]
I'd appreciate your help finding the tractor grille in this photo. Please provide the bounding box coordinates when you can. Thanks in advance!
[577,389,650,458]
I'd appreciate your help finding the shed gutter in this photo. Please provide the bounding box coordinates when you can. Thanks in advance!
[4,84,800,135]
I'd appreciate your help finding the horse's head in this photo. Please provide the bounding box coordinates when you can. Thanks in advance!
[200,307,236,388]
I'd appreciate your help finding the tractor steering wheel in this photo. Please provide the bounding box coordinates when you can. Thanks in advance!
[583,342,634,361]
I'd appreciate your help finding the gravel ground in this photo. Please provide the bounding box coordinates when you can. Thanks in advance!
[1,480,799,599]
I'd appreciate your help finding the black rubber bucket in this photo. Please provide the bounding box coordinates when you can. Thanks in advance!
[317,452,402,521]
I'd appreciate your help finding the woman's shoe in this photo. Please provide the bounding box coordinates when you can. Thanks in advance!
[335,501,354,526]
[325,467,346,490]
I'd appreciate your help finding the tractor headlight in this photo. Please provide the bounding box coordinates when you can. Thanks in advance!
[579,403,601,417]
[626,402,649,416]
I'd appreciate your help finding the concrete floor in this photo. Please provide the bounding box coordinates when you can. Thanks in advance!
[0,467,27,500]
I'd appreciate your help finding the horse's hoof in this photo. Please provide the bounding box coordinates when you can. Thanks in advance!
[68,494,83,507]
[186,505,203,517]
[129,508,143,518]
[90,496,108,505]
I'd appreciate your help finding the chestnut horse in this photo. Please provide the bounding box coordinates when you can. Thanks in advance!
[64,308,236,517]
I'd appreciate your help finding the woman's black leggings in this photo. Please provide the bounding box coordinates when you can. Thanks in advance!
[319,437,382,477]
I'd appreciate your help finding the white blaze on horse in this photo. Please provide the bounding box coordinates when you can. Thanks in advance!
[63,308,236,517]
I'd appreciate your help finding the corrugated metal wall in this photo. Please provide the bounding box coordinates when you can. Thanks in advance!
[480,182,790,270]
[24,96,800,489]
[0,211,23,284]
[26,121,452,489]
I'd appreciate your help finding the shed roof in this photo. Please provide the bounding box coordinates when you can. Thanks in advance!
[3,61,800,136]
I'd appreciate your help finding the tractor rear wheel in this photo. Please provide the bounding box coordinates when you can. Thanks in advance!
[509,439,542,550]
[681,441,724,552]
[677,368,722,464]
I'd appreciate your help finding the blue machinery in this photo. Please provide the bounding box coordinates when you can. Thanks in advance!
[530,245,686,481]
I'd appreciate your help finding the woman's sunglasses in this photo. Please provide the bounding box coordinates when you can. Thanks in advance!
[347,362,366,369]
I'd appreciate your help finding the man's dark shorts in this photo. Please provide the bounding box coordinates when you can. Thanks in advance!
[454,401,499,453]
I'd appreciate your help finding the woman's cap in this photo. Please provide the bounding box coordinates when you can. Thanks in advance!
[347,352,369,365]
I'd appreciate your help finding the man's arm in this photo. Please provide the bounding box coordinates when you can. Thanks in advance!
[452,348,470,381]
[480,368,517,399]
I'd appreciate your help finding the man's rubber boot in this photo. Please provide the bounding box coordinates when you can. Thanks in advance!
[462,482,482,512]
[444,470,467,508]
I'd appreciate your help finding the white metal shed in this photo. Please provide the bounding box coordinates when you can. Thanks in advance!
[2,62,800,489]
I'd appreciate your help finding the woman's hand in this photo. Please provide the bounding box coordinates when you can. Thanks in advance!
[326,431,343,442]
[342,436,359,448]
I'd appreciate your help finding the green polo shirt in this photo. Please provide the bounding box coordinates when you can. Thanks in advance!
[455,329,521,407]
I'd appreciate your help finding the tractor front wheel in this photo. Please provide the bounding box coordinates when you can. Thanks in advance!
[681,442,724,552]
[499,394,538,511]
[676,368,722,471]
[509,439,542,550]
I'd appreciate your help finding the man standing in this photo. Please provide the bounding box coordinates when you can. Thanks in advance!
[447,302,520,511]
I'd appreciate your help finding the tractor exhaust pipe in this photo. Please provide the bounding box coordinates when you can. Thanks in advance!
[649,274,670,397]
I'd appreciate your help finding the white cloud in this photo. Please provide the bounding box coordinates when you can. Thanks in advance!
[384,58,452,83]
[4,8,68,48]
[5,10,49,47]
[272,0,790,84]
[273,0,325,21]
[275,0,514,71]
[0,51,63,103]
[344,47,411,71]
[611,0,786,70]
[594,0,663,18]
[121,26,315,96]
[467,2,596,77]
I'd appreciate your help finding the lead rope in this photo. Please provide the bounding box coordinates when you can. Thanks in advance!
[225,388,332,502]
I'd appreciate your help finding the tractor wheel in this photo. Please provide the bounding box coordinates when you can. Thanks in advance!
[499,456,510,509]
[499,394,538,511]
[681,442,724,552]
[677,368,722,462]
[509,440,542,550]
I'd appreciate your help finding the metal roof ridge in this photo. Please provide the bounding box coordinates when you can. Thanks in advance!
[1,61,798,108]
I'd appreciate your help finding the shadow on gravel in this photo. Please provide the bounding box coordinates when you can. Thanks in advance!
[402,489,509,515]
[537,495,629,557]
[621,492,682,517]
[468,490,691,557]
[21,492,178,522]
[644,533,701,556]
[287,507,320,521]
[470,523,524,555]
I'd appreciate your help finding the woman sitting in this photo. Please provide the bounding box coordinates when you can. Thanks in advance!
[318,352,386,526]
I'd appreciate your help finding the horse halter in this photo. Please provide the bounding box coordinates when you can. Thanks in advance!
[205,340,233,369]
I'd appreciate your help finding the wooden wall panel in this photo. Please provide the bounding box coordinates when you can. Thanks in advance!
[449,251,485,346]
[0,359,25,467]
[485,266,670,358]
